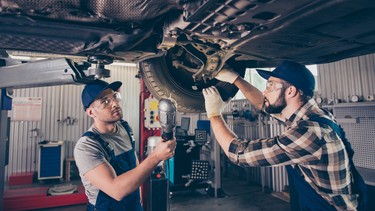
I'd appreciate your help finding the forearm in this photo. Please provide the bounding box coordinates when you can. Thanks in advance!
[110,140,175,200]
[234,77,264,110]
[86,154,160,201]
[210,115,238,157]
[113,154,160,199]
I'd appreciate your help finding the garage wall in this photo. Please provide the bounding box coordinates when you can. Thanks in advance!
[318,53,375,102]
[7,85,90,180]
[318,53,375,171]
[5,64,139,181]
[110,64,141,148]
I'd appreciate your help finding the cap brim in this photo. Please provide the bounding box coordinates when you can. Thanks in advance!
[105,81,122,92]
[256,69,273,80]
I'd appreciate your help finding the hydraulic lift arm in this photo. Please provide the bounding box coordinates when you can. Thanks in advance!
[0,58,91,89]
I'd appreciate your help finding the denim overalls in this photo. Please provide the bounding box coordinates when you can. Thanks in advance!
[83,120,143,211]
[286,116,367,211]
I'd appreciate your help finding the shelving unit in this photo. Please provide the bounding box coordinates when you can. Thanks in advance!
[322,101,375,108]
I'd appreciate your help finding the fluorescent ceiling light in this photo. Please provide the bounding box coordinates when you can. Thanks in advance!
[9,55,47,61]
[111,62,137,67]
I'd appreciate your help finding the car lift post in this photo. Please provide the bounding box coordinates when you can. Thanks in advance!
[0,89,12,210]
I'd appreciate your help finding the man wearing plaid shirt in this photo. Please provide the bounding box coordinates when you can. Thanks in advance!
[202,61,364,210]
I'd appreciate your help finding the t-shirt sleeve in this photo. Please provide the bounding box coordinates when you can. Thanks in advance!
[74,136,109,175]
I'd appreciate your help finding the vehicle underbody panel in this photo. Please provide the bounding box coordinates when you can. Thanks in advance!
[0,0,182,61]
[1,0,375,67]
[179,0,375,67]
[1,0,375,112]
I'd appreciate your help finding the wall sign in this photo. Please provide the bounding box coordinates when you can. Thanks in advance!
[11,97,42,121]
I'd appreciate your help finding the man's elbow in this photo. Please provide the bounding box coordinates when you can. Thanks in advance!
[105,185,133,201]
[113,194,123,202]
[111,190,130,201]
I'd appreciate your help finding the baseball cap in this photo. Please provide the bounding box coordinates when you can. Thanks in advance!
[256,61,315,97]
[81,80,122,111]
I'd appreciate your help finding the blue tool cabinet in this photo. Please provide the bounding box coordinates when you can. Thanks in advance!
[38,141,65,180]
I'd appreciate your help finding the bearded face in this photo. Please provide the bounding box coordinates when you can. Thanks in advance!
[264,88,287,114]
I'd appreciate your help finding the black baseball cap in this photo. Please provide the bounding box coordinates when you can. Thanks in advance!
[256,61,315,97]
[81,80,122,111]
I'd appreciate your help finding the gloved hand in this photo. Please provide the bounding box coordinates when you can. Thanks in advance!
[202,86,229,118]
[215,64,239,84]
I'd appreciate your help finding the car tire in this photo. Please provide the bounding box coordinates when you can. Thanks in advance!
[139,55,246,113]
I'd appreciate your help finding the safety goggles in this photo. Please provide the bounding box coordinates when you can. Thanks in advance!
[265,81,283,93]
[95,92,122,109]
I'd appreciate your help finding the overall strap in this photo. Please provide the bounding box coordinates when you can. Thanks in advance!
[308,116,354,159]
[83,131,116,160]
[120,119,135,149]
[81,119,135,157]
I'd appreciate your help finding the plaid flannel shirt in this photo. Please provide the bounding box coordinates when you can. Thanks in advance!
[227,98,358,210]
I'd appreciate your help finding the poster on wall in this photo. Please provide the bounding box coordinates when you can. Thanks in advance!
[11,97,42,121]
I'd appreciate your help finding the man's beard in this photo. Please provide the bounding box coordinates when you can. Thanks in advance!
[264,91,287,114]
[105,108,123,123]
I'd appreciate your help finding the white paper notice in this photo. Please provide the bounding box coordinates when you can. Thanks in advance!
[11,97,42,121]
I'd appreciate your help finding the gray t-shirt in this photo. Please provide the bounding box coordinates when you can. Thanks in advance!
[74,121,133,205]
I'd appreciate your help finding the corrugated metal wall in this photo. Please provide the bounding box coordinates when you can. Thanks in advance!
[108,65,141,149]
[5,64,139,181]
[318,54,375,102]
[7,85,90,179]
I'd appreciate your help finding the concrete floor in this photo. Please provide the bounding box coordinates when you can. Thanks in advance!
[33,174,290,211]
[169,175,290,211]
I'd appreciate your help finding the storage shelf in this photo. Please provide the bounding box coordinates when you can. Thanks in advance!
[336,118,359,124]
[323,102,375,108]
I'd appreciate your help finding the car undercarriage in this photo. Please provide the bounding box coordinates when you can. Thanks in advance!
[1,0,375,112]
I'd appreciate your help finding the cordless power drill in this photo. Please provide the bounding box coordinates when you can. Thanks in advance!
[158,98,176,141]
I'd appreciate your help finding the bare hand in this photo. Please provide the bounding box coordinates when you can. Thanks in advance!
[152,137,177,161]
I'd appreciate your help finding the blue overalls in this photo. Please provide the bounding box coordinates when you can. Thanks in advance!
[286,116,367,211]
[83,120,143,211]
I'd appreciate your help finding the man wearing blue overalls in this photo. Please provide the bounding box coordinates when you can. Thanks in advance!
[75,80,177,210]
[202,61,367,210]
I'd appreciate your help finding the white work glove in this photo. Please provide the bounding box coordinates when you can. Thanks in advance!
[202,86,229,118]
[215,64,239,84]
